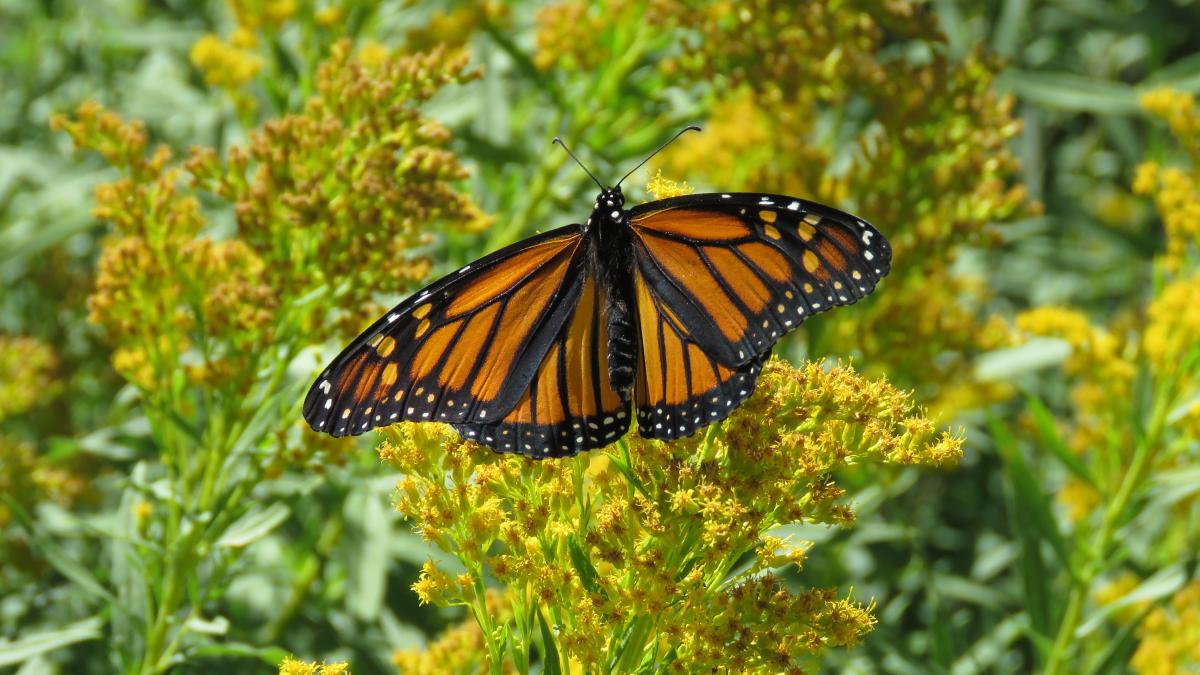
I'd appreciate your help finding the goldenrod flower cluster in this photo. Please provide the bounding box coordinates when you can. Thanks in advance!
[382,358,960,672]
[0,335,59,421]
[392,590,514,674]
[406,3,509,54]
[188,40,488,340]
[277,656,349,675]
[533,0,683,71]
[55,41,485,464]
[0,336,87,565]
[1134,90,1200,273]
[190,30,263,89]
[1131,581,1200,675]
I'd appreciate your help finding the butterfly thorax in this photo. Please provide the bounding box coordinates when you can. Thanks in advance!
[585,187,636,398]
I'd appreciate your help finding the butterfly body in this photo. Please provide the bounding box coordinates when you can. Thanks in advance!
[585,187,637,395]
[304,186,891,459]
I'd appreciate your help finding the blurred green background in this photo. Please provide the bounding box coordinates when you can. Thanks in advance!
[2,0,1200,673]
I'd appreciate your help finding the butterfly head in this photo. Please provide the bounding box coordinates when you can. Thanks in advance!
[597,187,625,210]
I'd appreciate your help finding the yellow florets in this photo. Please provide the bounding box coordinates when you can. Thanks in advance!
[190,33,263,88]
[277,657,349,675]
[382,357,959,671]
[645,170,694,199]
[1131,580,1200,675]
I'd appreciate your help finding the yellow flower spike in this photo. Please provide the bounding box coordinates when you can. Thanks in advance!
[645,170,695,199]
[385,357,959,671]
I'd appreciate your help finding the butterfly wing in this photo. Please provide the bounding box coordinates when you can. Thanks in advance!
[453,273,630,458]
[303,226,588,439]
[628,193,891,439]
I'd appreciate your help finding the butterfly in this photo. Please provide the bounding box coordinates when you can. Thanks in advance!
[303,127,891,458]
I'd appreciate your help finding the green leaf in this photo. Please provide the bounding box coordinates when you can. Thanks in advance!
[1026,397,1096,488]
[1076,564,1185,638]
[990,419,1052,640]
[933,573,1013,609]
[567,535,600,594]
[996,71,1140,114]
[0,617,104,667]
[974,338,1071,381]
[989,417,1073,576]
[217,502,290,548]
[537,609,563,675]
[345,491,389,621]
[187,642,290,666]
[1086,604,1155,675]
[2,497,114,602]
[949,612,1028,675]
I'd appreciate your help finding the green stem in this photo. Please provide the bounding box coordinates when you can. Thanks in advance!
[1042,381,1173,674]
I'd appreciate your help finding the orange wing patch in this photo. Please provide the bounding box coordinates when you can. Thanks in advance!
[631,208,752,240]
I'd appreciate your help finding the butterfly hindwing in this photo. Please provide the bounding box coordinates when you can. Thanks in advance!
[628,192,891,439]
[453,275,630,458]
[632,265,768,440]
[303,226,586,438]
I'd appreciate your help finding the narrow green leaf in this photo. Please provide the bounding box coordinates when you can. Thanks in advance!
[187,642,290,665]
[989,417,1073,576]
[950,613,1028,675]
[346,491,389,621]
[217,502,290,548]
[0,617,103,667]
[1076,564,1185,638]
[991,421,1051,640]
[933,573,1013,609]
[996,71,1140,114]
[1086,604,1155,675]
[1026,397,1096,488]
[974,338,1070,381]
[2,497,114,602]
[537,609,563,675]
[567,535,600,594]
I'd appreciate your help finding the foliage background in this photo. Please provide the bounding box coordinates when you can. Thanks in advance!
[2,0,1200,673]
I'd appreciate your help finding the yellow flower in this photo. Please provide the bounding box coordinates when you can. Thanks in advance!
[0,335,59,421]
[314,6,342,26]
[1133,161,1159,196]
[189,33,262,89]
[381,357,959,671]
[355,40,389,69]
[1056,477,1100,523]
[277,657,349,675]
[1144,276,1200,372]
[645,170,694,199]
[1141,88,1199,143]
[1131,580,1200,675]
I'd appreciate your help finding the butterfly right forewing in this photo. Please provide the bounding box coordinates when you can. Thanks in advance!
[303,226,586,438]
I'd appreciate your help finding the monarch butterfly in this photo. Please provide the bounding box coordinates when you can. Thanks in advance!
[303,127,891,458]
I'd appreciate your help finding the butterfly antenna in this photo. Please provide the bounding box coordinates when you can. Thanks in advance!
[615,125,702,188]
[553,136,605,190]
